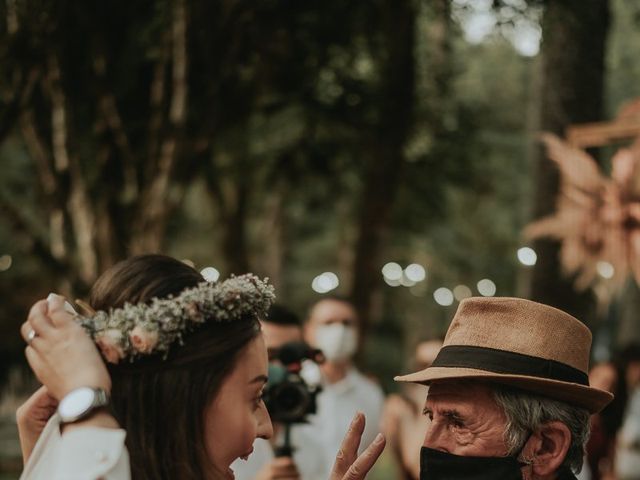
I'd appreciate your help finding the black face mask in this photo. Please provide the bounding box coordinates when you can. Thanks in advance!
[420,447,526,480]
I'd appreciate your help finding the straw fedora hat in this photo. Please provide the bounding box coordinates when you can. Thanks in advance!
[395,297,613,413]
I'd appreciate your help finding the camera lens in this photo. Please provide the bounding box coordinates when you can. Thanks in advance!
[263,342,321,424]
[273,382,309,421]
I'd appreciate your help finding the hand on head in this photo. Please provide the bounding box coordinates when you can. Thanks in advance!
[20,294,111,400]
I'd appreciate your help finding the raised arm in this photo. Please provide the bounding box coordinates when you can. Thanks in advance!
[19,295,128,479]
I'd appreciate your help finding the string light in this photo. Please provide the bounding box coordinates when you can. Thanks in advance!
[200,267,220,282]
[404,263,426,282]
[434,287,454,306]
[453,285,472,301]
[312,272,340,293]
[596,261,614,279]
[517,247,537,266]
[477,279,497,297]
[382,262,403,281]
[0,255,12,272]
[384,276,401,287]
[400,273,417,287]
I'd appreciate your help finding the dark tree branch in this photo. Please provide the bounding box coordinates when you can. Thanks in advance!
[0,192,70,276]
[0,66,40,143]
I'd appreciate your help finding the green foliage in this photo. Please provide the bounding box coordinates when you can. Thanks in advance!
[0,1,538,374]
[607,0,640,113]
[1,0,638,389]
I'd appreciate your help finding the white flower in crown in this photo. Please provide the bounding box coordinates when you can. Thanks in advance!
[76,274,275,364]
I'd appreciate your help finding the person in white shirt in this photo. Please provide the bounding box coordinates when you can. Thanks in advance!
[303,297,385,478]
[17,255,386,480]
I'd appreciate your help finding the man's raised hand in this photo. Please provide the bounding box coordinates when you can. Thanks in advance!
[329,413,386,480]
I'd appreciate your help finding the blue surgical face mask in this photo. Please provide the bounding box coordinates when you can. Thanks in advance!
[420,447,527,480]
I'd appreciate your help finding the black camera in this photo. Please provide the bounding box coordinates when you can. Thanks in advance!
[264,341,323,425]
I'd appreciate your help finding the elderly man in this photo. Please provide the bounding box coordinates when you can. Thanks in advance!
[394,297,613,480]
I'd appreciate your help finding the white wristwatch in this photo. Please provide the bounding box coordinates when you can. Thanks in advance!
[57,387,110,423]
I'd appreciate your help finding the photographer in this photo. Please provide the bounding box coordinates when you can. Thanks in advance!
[232,305,327,480]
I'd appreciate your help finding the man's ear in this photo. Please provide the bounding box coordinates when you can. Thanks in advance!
[523,421,572,477]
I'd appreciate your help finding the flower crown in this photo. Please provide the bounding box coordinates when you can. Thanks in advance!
[76,274,275,364]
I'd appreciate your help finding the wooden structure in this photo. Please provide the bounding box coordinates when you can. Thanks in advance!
[566,98,640,148]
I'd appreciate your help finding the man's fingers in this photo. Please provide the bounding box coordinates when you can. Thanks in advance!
[342,433,386,480]
[330,412,366,480]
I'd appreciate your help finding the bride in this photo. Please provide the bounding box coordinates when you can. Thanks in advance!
[17,255,385,479]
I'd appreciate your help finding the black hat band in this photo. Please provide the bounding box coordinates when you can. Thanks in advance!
[431,345,589,386]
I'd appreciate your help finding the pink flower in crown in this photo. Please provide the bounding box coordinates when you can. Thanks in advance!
[95,329,126,364]
[129,325,159,354]
[185,302,203,322]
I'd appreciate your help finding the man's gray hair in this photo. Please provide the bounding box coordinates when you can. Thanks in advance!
[492,384,590,473]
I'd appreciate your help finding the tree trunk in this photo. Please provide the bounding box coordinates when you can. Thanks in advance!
[350,0,416,335]
[260,181,289,294]
[131,0,188,254]
[221,182,251,275]
[530,0,610,322]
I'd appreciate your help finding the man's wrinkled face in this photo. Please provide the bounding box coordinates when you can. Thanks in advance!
[422,381,510,457]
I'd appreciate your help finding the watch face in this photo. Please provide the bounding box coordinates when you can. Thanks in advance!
[59,387,95,419]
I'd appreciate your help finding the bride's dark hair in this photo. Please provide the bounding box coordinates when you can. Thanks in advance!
[89,254,261,480]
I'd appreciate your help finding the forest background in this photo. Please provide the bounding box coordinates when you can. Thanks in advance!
[0,0,638,475]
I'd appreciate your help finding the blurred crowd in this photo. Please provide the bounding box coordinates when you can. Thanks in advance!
[575,345,640,480]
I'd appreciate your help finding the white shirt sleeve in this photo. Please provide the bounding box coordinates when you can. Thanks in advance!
[20,414,131,480]
[53,427,130,480]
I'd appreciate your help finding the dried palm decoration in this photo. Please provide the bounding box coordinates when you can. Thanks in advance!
[525,133,640,294]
